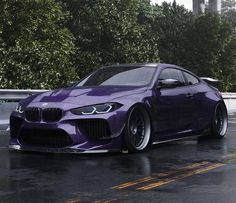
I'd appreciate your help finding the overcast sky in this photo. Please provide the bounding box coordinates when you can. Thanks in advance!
[151,0,193,11]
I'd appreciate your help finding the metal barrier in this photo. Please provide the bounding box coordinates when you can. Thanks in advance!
[0,89,47,131]
[222,93,236,113]
[0,90,236,132]
[0,89,47,100]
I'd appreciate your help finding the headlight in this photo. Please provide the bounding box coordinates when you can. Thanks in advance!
[71,103,122,115]
[15,104,24,114]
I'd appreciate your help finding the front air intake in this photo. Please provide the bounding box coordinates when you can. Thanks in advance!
[78,119,111,140]
[10,116,23,138]
[18,128,73,148]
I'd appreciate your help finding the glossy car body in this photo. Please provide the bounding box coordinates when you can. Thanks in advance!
[9,63,228,153]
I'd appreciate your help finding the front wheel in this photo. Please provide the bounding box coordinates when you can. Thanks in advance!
[211,102,228,138]
[124,106,151,153]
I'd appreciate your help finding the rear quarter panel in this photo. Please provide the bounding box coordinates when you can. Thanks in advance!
[190,82,223,132]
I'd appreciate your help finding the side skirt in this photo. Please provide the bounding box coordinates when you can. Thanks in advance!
[152,134,201,145]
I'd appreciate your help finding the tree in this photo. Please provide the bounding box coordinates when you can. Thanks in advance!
[222,0,236,13]
[0,0,235,92]
[183,13,235,90]
[218,32,236,91]
[220,8,236,91]
[223,9,236,28]
[152,2,236,91]
[60,0,160,76]
[0,0,77,89]
[152,1,194,65]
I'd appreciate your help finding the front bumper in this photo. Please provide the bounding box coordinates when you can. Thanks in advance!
[9,105,127,153]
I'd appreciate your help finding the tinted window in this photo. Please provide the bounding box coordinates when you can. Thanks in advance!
[184,72,199,85]
[159,68,185,84]
[77,66,156,87]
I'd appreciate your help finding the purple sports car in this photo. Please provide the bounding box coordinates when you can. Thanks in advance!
[9,63,228,153]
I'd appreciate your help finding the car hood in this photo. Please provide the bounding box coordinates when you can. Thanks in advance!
[27,86,147,107]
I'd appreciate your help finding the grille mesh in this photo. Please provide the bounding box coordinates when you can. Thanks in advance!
[78,119,111,140]
[25,107,40,122]
[25,107,63,122]
[42,108,63,122]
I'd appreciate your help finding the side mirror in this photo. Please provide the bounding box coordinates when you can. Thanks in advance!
[157,79,183,89]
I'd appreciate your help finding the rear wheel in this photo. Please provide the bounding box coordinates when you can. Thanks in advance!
[211,103,228,138]
[124,106,151,153]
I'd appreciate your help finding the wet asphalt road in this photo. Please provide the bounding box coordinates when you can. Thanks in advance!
[1,115,236,203]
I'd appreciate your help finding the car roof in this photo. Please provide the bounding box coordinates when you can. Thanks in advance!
[102,63,185,69]
[102,63,160,68]
[101,63,199,78]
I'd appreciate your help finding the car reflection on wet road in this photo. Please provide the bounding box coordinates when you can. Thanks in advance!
[1,114,236,202]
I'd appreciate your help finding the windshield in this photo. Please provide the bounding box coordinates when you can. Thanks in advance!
[76,66,156,87]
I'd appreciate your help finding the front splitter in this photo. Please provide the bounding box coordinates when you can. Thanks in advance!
[9,144,121,154]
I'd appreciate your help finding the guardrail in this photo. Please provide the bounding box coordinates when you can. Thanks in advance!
[222,93,236,113]
[0,89,47,100]
[0,90,236,132]
[0,89,47,132]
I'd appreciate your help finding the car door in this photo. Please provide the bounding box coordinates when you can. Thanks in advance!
[182,71,206,131]
[153,68,195,138]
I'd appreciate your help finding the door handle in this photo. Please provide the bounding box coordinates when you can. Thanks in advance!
[186,93,193,98]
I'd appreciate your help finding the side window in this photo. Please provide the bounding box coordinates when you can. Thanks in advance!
[159,68,185,85]
[184,72,199,86]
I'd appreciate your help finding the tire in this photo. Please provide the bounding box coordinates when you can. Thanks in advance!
[124,105,151,153]
[211,102,228,139]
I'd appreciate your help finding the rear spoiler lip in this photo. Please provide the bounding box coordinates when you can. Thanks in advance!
[200,77,221,92]
[200,77,220,82]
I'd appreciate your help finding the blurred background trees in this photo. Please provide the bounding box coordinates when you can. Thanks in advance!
[0,0,77,89]
[59,0,159,76]
[0,0,235,91]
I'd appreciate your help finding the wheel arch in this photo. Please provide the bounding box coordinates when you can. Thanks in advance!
[122,102,153,151]
[126,102,153,133]
[212,100,228,120]
[210,100,228,138]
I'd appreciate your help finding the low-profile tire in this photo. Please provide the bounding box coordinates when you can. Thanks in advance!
[124,105,151,153]
[211,102,228,139]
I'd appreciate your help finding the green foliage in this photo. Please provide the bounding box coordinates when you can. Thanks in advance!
[218,32,236,91]
[0,0,236,92]
[152,1,194,64]
[182,13,236,91]
[220,0,236,91]
[0,0,77,89]
[222,0,236,13]
[60,0,159,76]
[153,3,236,91]
[223,9,236,28]
[182,13,232,75]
